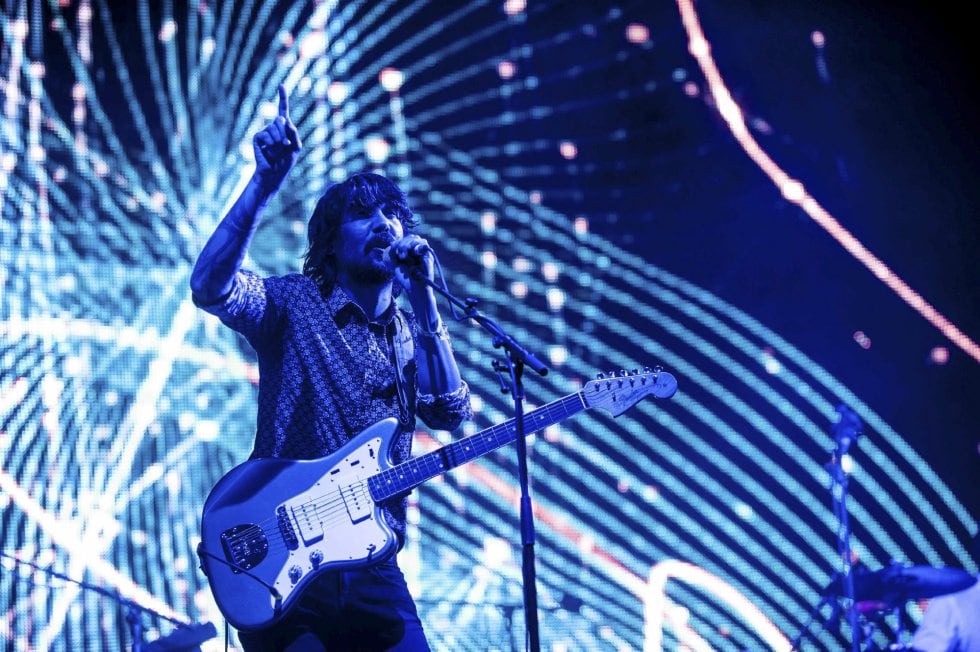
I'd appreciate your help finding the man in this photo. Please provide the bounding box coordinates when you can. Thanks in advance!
[908,532,980,652]
[190,85,472,651]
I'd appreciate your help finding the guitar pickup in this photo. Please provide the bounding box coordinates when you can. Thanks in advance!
[340,484,371,524]
[290,501,324,545]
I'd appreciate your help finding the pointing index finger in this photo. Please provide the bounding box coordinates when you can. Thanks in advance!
[277,84,289,119]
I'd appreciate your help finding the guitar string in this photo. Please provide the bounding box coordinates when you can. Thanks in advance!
[218,373,654,546]
[218,395,589,557]
[221,406,543,551]
[218,387,635,559]
[220,480,372,558]
[219,422,514,558]
[212,376,668,595]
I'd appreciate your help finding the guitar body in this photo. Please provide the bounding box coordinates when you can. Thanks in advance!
[199,418,402,632]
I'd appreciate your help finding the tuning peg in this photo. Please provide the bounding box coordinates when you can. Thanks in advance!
[596,372,605,380]
[631,368,639,375]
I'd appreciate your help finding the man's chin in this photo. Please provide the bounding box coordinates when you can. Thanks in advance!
[350,260,394,285]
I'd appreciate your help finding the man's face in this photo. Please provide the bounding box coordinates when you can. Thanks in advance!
[334,204,404,285]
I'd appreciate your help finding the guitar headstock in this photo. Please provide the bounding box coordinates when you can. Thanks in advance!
[583,367,678,417]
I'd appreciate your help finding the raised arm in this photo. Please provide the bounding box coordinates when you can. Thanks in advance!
[190,85,302,304]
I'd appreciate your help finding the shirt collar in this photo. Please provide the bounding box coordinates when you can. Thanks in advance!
[327,284,397,329]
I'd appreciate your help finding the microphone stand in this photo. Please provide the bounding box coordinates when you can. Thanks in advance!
[825,404,863,652]
[410,268,548,652]
[1,550,216,651]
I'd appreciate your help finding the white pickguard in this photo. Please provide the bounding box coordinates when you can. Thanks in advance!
[269,437,391,603]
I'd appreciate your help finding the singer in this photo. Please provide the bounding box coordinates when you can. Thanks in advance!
[190,85,472,651]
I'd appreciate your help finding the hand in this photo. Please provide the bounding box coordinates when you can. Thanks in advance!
[389,235,436,307]
[252,84,302,192]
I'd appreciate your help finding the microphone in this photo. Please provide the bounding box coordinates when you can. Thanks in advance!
[384,240,431,268]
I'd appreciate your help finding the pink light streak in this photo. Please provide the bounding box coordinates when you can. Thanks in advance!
[414,434,785,645]
[675,0,980,364]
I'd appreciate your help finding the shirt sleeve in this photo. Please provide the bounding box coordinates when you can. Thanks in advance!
[418,380,473,432]
[192,269,284,344]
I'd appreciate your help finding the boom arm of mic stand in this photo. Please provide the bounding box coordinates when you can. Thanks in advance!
[409,270,549,376]
[826,403,864,652]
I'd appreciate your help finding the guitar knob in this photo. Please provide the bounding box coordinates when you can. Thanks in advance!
[309,549,323,568]
[288,565,303,584]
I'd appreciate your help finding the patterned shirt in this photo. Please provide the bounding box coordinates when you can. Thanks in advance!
[195,270,472,539]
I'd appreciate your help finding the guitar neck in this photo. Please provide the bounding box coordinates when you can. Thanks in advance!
[369,391,587,501]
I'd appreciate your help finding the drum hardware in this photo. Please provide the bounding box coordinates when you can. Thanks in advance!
[792,561,977,650]
[852,562,977,605]
[789,406,976,650]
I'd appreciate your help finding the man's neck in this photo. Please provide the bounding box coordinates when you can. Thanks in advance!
[337,276,394,321]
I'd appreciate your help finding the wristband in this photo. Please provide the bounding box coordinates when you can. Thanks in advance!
[416,319,450,341]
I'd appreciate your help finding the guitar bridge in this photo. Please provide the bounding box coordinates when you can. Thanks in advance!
[220,524,268,573]
[278,505,299,550]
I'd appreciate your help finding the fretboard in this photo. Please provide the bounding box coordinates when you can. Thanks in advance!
[369,391,588,501]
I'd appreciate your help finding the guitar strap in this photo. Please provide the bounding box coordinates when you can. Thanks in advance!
[389,310,416,429]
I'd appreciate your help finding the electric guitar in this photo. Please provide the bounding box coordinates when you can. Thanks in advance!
[198,367,678,631]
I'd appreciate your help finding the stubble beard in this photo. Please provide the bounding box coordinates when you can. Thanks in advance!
[347,256,394,286]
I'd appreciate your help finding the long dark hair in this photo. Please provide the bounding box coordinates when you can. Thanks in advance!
[302,173,420,292]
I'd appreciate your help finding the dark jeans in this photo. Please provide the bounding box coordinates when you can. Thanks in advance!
[237,558,430,652]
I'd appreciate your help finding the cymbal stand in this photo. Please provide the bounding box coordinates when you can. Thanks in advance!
[826,404,863,652]
[884,599,912,651]
[855,601,908,652]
